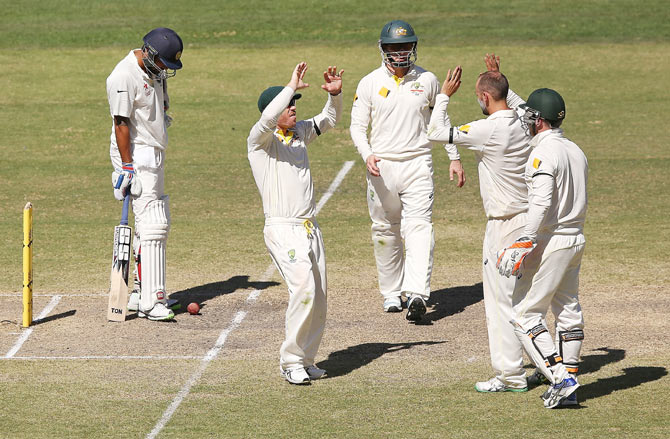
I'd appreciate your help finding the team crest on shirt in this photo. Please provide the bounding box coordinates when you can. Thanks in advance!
[288,249,296,263]
[410,82,425,96]
[144,82,151,96]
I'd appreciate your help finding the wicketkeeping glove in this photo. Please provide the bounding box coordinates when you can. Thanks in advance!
[496,237,536,278]
[112,162,142,201]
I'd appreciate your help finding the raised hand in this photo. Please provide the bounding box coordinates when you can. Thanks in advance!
[484,53,500,72]
[441,66,462,97]
[288,62,310,91]
[321,66,344,95]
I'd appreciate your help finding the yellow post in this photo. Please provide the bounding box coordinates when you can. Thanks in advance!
[23,202,33,328]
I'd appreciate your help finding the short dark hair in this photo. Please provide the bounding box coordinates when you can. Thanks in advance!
[477,71,509,101]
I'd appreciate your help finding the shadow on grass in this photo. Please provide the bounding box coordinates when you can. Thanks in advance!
[168,275,280,315]
[580,366,668,403]
[417,283,483,325]
[317,341,446,378]
[33,309,76,325]
[580,347,626,374]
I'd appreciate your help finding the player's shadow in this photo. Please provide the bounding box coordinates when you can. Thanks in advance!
[317,341,446,378]
[417,283,484,325]
[579,347,626,374]
[168,275,279,314]
[579,366,667,403]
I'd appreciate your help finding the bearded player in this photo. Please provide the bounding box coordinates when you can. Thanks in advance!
[106,28,183,321]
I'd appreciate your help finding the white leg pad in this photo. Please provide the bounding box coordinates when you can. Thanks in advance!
[513,321,565,384]
[557,329,584,374]
[137,196,170,311]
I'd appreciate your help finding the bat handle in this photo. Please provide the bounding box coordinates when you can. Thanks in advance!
[120,193,131,226]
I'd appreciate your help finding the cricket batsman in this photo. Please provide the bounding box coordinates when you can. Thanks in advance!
[247,62,343,384]
[106,28,183,321]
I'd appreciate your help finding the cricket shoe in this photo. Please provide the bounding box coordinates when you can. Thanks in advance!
[138,303,175,321]
[305,365,327,380]
[542,374,579,409]
[526,369,549,388]
[559,392,578,407]
[128,290,181,312]
[127,290,141,312]
[383,296,402,313]
[475,377,528,393]
[406,295,426,321]
[280,366,311,385]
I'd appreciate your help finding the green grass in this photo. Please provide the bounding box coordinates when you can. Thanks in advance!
[0,1,669,438]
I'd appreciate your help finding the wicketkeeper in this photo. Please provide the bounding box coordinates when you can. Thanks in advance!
[497,88,588,408]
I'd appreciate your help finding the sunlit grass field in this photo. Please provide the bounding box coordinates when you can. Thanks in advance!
[0,1,669,437]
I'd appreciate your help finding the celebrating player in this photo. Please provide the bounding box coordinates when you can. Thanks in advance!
[350,20,465,322]
[427,54,532,392]
[106,28,184,321]
[496,88,588,408]
[247,62,343,384]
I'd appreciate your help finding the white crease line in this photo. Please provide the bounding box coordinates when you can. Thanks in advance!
[7,355,202,361]
[147,160,355,439]
[315,160,354,213]
[146,311,246,439]
[4,295,62,358]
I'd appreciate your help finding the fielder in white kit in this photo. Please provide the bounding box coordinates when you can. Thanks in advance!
[350,20,464,321]
[106,28,183,321]
[248,62,343,385]
[496,88,588,408]
[427,54,532,392]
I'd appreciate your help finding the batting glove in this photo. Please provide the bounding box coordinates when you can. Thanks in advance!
[496,237,536,278]
[112,162,142,200]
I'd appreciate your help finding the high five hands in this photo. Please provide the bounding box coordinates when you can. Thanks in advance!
[322,66,344,95]
[288,62,310,91]
[441,65,462,97]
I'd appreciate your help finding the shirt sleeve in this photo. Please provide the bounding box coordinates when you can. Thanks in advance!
[524,173,554,240]
[506,88,525,110]
[350,78,374,162]
[247,86,294,152]
[298,92,343,146]
[106,71,136,118]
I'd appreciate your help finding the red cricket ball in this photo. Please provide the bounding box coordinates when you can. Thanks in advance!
[187,302,200,315]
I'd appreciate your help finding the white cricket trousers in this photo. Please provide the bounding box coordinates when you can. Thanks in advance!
[512,234,585,382]
[367,154,434,301]
[264,218,327,370]
[513,234,585,334]
[482,213,528,388]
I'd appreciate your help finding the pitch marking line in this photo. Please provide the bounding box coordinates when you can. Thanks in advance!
[147,160,355,439]
[4,295,62,358]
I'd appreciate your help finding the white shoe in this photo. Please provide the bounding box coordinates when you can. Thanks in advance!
[542,374,579,408]
[280,366,310,385]
[138,302,175,321]
[305,365,326,380]
[475,377,528,393]
[130,290,180,312]
[383,296,402,313]
[127,290,140,312]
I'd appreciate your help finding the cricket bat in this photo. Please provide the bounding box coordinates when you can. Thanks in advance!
[108,194,132,322]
